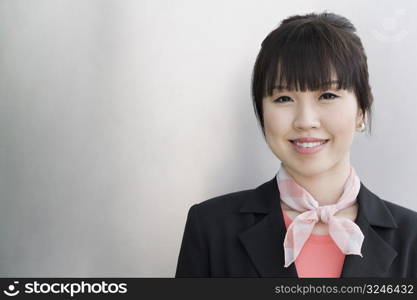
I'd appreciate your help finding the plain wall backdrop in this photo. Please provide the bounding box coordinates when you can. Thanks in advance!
[0,0,416,277]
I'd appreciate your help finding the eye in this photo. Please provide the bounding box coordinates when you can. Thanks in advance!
[273,96,293,103]
[319,92,339,100]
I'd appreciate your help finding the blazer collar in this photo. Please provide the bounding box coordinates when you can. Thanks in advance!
[237,176,398,277]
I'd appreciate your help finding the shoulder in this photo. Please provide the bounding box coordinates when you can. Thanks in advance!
[359,183,417,232]
[381,199,417,227]
[191,187,256,217]
[185,177,276,235]
[374,194,417,249]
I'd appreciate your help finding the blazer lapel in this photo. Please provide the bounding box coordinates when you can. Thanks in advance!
[238,177,298,277]
[238,177,398,278]
[341,183,398,277]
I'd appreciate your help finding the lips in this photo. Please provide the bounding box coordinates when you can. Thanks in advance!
[289,137,329,143]
[289,138,330,154]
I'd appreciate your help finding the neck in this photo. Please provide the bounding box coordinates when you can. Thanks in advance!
[282,155,351,206]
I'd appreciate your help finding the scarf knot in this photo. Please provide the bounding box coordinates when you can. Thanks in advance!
[277,164,365,268]
[316,205,336,224]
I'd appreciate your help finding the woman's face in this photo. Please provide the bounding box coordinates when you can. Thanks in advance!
[262,82,364,178]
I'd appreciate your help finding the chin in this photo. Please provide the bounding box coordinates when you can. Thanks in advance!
[283,159,333,178]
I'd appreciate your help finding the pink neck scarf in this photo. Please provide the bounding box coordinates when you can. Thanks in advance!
[276,164,364,268]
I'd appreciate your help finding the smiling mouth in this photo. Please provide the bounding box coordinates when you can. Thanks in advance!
[289,139,329,146]
[289,139,330,154]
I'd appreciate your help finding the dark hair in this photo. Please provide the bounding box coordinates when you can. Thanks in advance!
[251,12,373,136]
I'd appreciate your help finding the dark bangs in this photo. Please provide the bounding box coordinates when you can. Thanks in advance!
[251,12,373,135]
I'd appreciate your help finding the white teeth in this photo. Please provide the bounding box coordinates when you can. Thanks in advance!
[294,141,326,148]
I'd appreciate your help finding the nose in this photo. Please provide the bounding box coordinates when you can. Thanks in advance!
[293,101,321,130]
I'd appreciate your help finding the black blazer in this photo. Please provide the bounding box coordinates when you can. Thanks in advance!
[175,176,417,277]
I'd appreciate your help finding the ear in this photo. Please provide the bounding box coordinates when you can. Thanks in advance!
[356,108,365,125]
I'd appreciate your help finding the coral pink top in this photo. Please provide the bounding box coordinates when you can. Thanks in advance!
[281,203,347,278]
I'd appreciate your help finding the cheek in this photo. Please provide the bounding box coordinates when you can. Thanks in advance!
[263,108,291,138]
[264,112,290,143]
[327,112,357,146]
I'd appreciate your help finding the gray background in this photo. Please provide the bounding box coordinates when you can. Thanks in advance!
[1,0,416,277]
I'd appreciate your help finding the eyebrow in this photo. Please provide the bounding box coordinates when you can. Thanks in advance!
[273,80,341,91]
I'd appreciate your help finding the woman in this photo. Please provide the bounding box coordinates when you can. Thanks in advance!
[175,12,417,278]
